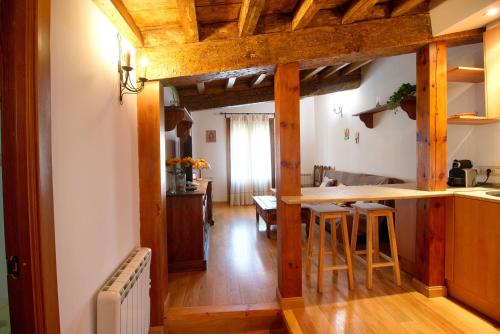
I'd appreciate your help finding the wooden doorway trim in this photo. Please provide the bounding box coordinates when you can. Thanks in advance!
[137,81,168,325]
[0,0,61,332]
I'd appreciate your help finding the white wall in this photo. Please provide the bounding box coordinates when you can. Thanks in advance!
[314,53,418,181]
[314,43,500,183]
[51,1,140,333]
[192,98,315,202]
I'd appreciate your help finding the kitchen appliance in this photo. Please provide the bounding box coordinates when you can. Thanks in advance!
[448,159,477,187]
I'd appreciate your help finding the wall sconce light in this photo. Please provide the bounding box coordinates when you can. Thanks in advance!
[118,35,148,104]
[333,106,343,118]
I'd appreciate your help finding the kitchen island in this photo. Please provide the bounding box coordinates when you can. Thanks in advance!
[275,183,500,321]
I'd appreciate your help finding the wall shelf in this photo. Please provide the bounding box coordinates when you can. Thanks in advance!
[447,67,484,83]
[353,96,416,128]
[448,114,500,125]
[165,106,193,140]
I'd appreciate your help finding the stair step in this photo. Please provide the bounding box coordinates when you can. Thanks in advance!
[165,302,286,334]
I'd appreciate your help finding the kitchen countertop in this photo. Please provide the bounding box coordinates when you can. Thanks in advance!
[278,184,500,205]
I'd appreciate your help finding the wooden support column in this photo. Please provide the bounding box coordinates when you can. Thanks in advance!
[138,81,167,325]
[274,63,303,308]
[414,42,448,297]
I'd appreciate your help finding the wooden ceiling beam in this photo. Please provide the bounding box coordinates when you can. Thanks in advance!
[179,73,361,111]
[239,0,266,36]
[196,82,205,94]
[292,0,326,30]
[391,0,426,17]
[250,73,267,86]
[341,60,373,75]
[226,77,237,90]
[92,0,144,47]
[163,65,276,87]
[177,0,199,43]
[301,66,327,81]
[140,15,483,80]
[320,63,349,79]
[342,0,379,24]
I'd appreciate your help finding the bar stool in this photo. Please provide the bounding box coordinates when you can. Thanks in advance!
[306,203,354,293]
[351,202,401,289]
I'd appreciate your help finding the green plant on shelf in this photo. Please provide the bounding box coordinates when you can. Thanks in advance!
[387,83,416,110]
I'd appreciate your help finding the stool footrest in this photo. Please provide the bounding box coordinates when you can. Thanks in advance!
[372,262,395,268]
[354,254,395,268]
[323,264,349,271]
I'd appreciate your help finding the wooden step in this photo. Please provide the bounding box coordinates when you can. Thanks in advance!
[165,302,286,334]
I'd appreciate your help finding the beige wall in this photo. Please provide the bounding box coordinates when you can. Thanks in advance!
[51,0,140,333]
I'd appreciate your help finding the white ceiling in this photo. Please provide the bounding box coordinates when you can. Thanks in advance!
[430,0,500,36]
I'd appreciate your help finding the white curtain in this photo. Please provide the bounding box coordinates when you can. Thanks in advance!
[230,114,272,205]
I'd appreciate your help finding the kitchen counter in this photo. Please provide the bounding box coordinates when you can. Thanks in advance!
[450,186,500,204]
[278,184,500,204]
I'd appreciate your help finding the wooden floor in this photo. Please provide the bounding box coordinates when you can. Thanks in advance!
[168,203,278,307]
[167,204,500,333]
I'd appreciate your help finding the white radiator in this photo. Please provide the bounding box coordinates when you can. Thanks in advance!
[97,247,152,334]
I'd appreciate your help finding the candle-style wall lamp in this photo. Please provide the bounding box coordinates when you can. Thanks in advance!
[118,34,148,104]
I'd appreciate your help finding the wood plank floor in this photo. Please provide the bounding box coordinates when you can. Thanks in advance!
[167,204,500,333]
[167,204,278,307]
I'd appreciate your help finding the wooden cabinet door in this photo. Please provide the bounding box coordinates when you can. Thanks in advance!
[447,197,500,322]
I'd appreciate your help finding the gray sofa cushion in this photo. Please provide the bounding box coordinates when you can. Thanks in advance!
[324,170,404,186]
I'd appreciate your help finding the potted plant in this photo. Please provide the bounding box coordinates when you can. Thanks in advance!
[387,83,417,119]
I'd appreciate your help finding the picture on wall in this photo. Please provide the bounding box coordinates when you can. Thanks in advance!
[206,130,216,143]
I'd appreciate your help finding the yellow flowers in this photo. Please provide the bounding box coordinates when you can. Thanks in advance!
[194,158,211,170]
[166,157,210,169]
[166,157,181,166]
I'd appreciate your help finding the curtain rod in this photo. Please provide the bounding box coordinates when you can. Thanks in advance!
[219,112,274,115]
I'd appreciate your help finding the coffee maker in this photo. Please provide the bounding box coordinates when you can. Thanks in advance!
[448,159,477,187]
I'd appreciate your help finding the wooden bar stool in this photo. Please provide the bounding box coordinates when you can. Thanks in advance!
[351,202,401,289]
[306,203,354,293]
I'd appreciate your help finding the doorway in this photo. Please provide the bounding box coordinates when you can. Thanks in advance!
[0,0,60,333]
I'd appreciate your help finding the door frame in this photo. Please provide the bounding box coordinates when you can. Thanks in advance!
[0,0,61,333]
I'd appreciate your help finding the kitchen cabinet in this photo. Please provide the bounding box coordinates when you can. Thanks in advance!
[445,196,500,322]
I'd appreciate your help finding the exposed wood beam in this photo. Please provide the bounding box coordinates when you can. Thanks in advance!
[92,0,144,47]
[177,0,199,43]
[226,77,237,90]
[292,0,325,31]
[341,60,373,75]
[250,73,267,86]
[391,0,426,17]
[179,73,361,110]
[140,15,483,81]
[301,66,327,81]
[416,42,447,192]
[164,65,276,87]
[415,42,448,292]
[320,63,349,79]
[239,0,266,36]
[196,82,205,94]
[342,0,379,24]
[274,63,302,302]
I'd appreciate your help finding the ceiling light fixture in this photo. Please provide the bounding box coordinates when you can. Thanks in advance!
[117,34,148,104]
[485,7,499,17]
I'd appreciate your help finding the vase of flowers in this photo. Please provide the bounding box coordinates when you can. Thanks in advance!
[167,157,209,193]
[194,158,211,180]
